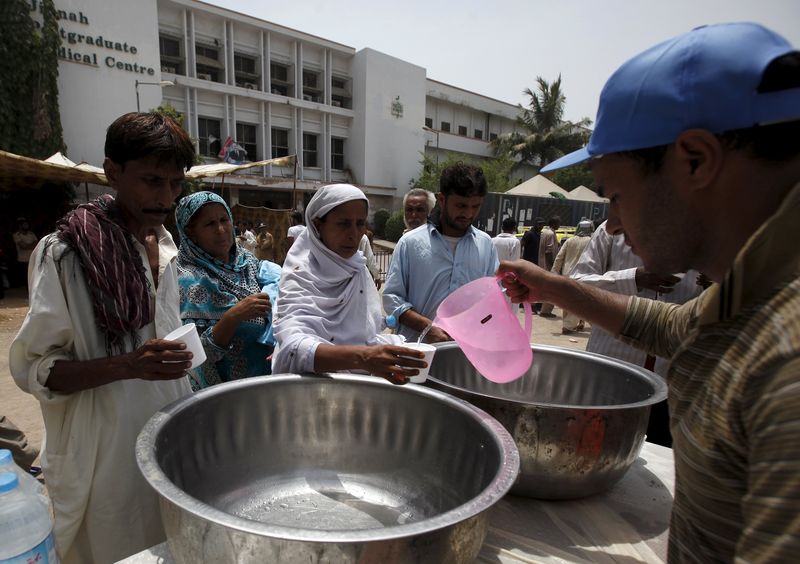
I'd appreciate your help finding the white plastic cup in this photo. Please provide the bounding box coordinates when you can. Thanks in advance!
[400,343,437,384]
[163,323,207,369]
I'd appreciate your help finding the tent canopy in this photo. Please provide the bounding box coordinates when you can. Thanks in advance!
[566,185,609,203]
[505,175,569,198]
[0,150,108,189]
[0,149,296,190]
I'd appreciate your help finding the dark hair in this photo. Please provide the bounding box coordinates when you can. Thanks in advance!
[549,215,561,228]
[619,52,800,173]
[439,162,488,197]
[104,112,195,171]
[501,217,517,232]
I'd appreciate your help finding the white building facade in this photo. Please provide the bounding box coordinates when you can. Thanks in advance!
[32,0,532,209]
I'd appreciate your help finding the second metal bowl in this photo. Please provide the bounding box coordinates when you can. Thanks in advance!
[427,343,667,499]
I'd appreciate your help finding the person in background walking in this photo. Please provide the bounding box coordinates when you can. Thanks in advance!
[12,217,37,290]
[537,215,560,317]
[551,219,594,333]
[492,217,521,262]
[286,210,306,250]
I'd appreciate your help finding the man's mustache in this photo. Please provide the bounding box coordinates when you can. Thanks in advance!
[142,205,177,214]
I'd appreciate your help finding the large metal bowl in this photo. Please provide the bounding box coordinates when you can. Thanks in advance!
[427,343,667,500]
[136,374,519,563]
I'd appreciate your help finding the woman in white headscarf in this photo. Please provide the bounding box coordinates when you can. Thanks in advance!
[273,184,425,384]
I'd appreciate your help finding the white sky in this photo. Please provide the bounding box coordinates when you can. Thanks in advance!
[207,0,800,124]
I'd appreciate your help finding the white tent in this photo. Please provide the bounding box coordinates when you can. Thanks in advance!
[505,175,569,198]
[566,185,609,203]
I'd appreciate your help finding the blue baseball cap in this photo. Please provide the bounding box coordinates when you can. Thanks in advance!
[541,22,800,173]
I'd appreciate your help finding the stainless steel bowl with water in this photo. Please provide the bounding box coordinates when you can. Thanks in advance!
[136,374,519,563]
[427,343,667,500]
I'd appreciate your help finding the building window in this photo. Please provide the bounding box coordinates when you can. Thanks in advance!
[302,69,322,102]
[236,122,258,161]
[331,75,351,109]
[234,53,259,89]
[271,128,289,158]
[331,137,345,170]
[474,129,483,139]
[441,121,451,132]
[303,133,318,167]
[458,125,467,136]
[234,54,256,74]
[270,61,292,96]
[194,44,221,82]
[425,117,433,128]
[160,36,180,57]
[489,132,498,141]
[198,118,221,157]
[195,44,218,60]
[159,34,183,75]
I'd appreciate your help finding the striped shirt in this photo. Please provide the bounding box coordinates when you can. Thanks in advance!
[620,182,800,562]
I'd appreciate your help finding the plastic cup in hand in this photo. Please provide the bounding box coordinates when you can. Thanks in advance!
[400,342,437,384]
[163,323,206,369]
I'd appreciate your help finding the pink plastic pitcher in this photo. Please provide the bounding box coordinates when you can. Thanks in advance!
[434,276,533,383]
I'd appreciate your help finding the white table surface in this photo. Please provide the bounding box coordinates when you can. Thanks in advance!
[120,442,674,564]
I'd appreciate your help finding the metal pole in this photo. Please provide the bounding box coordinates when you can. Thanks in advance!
[135,80,140,112]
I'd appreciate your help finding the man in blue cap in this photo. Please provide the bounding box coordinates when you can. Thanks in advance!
[499,23,800,562]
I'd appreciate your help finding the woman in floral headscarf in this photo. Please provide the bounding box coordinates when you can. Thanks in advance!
[175,191,281,390]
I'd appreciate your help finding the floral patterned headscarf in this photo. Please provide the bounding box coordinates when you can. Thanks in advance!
[175,191,263,325]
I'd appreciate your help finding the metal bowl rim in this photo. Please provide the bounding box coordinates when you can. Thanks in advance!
[429,342,668,409]
[136,373,520,543]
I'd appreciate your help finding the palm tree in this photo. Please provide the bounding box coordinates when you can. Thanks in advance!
[492,76,591,170]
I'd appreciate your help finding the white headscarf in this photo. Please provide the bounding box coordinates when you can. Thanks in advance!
[272,184,398,373]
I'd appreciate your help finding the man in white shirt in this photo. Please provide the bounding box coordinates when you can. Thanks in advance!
[492,217,521,261]
[286,210,306,250]
[570,220,702,445]
[10,112,195,563]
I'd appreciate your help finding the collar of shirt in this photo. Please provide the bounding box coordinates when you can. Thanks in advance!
[428,222,478,243]
[699,180,800,326]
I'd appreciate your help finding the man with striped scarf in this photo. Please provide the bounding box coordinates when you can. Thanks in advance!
[10,112,196,563]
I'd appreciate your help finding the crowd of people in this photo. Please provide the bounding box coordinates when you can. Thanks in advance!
[4,21,799,564]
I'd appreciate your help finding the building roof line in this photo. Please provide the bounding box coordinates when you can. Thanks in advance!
[426,78,520,110]
[180,0,356,53]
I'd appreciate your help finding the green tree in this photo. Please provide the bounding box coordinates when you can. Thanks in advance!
[372,208,390,238]
[480,154,515,193]
[384,210,405,242]
[154,103,204,195]
[547,163,594,191]
[492,76,591,171]
[0,0,66,158]
[408,152,462,192]
[409,152,514,193]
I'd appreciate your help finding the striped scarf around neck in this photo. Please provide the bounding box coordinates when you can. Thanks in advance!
[55,194,153,354]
